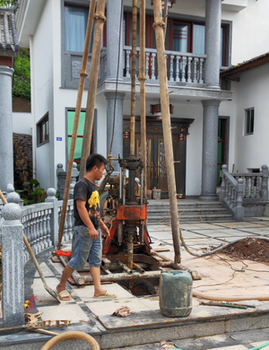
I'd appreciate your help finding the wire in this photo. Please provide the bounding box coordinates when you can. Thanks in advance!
[109,0,123,154]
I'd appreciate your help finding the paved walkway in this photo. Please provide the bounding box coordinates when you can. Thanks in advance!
[11,217,269,349]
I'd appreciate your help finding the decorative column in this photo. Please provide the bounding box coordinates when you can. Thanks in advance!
[45,188,59,247]
[0,66,14,192]
[105,92,125,172]
[1,191,24,327]
[204,0,221,89]
[200,100,220,201]
[106,0,124,81]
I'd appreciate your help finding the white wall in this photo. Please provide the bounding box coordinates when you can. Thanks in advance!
[233,64,269,172]
[12,112,32,135]
[31,0,54,190]
[222,0,269,65]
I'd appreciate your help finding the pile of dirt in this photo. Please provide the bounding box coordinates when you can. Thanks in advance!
[221,237,269,263]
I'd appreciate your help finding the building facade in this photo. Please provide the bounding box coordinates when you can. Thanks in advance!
[14,0,269,198]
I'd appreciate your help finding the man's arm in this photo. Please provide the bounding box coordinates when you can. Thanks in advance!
[76,199,99,240]
[100,219,110,237]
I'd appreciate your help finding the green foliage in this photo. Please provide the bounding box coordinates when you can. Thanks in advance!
[12,48,31,100]
[16,179,47,205]
[0,0,16,7]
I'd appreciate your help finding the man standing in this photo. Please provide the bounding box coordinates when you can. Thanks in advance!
[56,153,116,301]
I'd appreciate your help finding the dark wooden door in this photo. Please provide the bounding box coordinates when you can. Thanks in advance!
[123,117,194,199]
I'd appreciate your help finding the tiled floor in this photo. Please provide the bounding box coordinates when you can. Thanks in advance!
[23,218,269,349]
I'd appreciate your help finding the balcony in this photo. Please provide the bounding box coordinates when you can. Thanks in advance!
[123,46,207,87]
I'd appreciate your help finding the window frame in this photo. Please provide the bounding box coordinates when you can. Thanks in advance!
[37,112,49,147]
[244,107,255,136]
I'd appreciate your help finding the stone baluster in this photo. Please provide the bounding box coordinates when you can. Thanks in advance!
[45,187,59,247]
[32,212,38,254]
[169,54,174,81]
[234,178,244,221]
[181,56,187,83]
[199,58,204,84]
[193,57,198,83]
[1,191,24,327]
[38,210,44,251]
[218,164,227,201]
[175,55,180,82]
[42,209,48,249]
[187,56,192,82]
[67,205,73,240]
[125,49,131,78]
[145,52,149,79]
[151,52,156,80]
[231,186,235,208]
[260,165,269,200]
[46,209,52,248]
[251,177,255,198]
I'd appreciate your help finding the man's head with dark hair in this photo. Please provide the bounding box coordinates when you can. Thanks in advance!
[86,153,107,172]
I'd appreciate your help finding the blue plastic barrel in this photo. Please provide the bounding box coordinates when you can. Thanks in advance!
[159,270,192,317]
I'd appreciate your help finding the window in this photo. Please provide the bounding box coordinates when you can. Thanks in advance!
[245,108,254,135]
[67,110,94,170]
[64,5,94,53]
[37,112,49,146]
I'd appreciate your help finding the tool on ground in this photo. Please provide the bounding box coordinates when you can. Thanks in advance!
[0,189,61,303]
[199,301,252,309]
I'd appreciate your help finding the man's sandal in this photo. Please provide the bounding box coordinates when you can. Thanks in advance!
[57,290,72,301]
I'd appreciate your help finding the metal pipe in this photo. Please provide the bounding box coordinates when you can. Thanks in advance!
[57,0,96,249]
[130,0,137,157]
[139,0,147,198]
[128,231,134,270]
[84,270,161,282]
[140,170,144,205]
[79,0,107,178]
[123,168,126,205]
[153,0,181,264]
[117,260,132,274]
[118,221,123,245]
[119,166,123,199]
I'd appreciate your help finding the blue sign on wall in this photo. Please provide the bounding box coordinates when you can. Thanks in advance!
[56,137,62,141]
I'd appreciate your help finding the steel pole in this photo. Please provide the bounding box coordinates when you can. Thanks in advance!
[138,0,147,199]
[57,0,96,249]
[130,0,137,157]
[153,0,181,263]
[79,0,107,178]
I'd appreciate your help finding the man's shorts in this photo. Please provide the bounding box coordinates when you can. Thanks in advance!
[68,225,102,271]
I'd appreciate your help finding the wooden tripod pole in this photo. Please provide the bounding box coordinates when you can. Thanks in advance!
[79,0,107,178]
[57,0,96,249]
[130,0,137,157]
[138,0,147,199]
[153,0,181,263]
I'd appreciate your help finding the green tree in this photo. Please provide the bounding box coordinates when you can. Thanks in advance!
[0,0,16,7]
[12,48,31,100]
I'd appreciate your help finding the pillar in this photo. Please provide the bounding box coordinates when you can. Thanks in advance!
[0,66,14,192]
[204,0,221,89]
[105,92,125,172]
[1,191,24,327]
[200,100,220,201]
[106,0,124,81]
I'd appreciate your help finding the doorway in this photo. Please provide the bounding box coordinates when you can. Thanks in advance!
[123,117,194,199]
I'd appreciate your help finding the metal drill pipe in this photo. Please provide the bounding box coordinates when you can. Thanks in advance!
[139,0,147,197]
[57,0,96,249]
[130,0,137,157]
[79,0,107,178]
[153,0,181,263]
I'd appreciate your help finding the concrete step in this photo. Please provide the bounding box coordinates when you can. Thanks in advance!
[147,200,233,222]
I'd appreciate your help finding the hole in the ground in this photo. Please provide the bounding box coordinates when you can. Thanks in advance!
[118,278,159,296]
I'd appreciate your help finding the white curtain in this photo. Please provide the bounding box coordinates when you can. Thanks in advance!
[64,6,88,52]
[193,24,205,54]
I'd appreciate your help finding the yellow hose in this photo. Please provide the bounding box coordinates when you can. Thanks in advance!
[193,291,269,302]
[40,331,100,350]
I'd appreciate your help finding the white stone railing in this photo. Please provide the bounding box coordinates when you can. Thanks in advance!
[219,165,269,220]
[123,46,206,85]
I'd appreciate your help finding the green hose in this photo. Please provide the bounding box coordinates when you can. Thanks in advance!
[248,341,269,350]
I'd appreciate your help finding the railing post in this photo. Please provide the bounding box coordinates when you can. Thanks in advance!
[1,191,25,327]
[234,178,244,221]
[260,165,268,201]
[219,164,227,201]
[45,187,59,248]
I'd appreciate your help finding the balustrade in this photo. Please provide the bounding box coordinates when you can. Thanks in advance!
[123,46,206,85]
[219,165,268,221]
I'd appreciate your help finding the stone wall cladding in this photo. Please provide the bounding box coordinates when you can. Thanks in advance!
[13,133,33,189]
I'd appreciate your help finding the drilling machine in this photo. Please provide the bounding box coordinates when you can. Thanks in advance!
[99,153,152,272]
